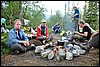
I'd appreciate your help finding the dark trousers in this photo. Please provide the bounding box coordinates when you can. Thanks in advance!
[10,43,32,53]
[37,36,52,45]
[88,34,99,48]
[37,36,46,45]
[72,18,79,31]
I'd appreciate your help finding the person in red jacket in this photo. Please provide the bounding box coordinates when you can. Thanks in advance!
[36,19,48,44]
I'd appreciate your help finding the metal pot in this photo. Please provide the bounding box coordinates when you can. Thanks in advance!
[57,40,65,46]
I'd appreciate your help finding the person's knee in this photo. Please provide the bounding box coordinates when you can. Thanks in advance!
[73,34,79,39]
[10,43,26,53]
[88,35,99,45]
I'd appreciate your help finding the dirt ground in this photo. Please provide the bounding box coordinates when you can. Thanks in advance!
[1,34,99,66]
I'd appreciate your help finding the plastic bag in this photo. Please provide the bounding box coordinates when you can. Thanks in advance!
[66,50,73,60]
[41,50,51,58]
[48,51,54,60]
[35,45,45,53]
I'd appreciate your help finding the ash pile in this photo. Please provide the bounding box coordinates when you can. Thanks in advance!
[33,31,86,61]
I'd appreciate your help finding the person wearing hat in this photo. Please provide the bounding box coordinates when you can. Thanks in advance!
[71,6,80,31]
[73,20,92,41]
[36,19,48,44]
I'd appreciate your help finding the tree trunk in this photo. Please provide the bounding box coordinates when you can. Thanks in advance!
[9,1,12,26]
[19,1,22,20]
[9,17,12,25]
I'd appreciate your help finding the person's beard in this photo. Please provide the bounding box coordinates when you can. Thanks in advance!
[15,27,20,31]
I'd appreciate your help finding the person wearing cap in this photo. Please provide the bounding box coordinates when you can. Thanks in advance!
[8,19,34,55]
[73,20,92,41]
[71,6,80,31]
[36,19,48,44]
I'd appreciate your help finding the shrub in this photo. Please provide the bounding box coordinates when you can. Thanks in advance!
[1,33,11,55]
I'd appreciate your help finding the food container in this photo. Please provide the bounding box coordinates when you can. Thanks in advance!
[35,45,45,53]
[41,50,51,58]
[61,37,67,41]
[48,51,54,60]
[66,50,73,60]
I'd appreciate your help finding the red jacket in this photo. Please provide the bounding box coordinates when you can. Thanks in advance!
[36,24,48,39]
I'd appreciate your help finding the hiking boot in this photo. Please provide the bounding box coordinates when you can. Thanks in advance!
[71,40,93,54]
[13,50,19,55]
[84,45,92,53]
[71,40,86,49]
[31,44,36,50]
[70,40,80,45]
[72,42,92,54]
[76,43,92,53]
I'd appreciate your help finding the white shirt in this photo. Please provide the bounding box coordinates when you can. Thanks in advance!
[79,26,83,33]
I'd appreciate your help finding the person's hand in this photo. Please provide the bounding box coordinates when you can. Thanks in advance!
[71,16,73,18]
[25,41,30,46]
[21,41,30,46]
[71,15,74,18]
[43,36,46,38]
[74,31,81,35]
[74,31,79,34]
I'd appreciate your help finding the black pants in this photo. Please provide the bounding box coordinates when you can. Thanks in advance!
[10,43,32,53]
[88,34,99,48]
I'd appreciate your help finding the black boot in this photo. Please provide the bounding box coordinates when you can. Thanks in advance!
[71,40,86,49]
[71,40,92,53]
[78,44,92,53]
[84,45,92,53]
[11,50,20,55]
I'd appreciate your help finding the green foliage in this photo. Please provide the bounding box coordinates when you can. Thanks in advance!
[1,1,99,55]
[1,33,11,55]
[48,28,52,34]
[1,1,46,28]
[6,25,13,30]
[47,10,63,28]
[1,1,47,56]
[1,1,19,25]
[1,47,11,55]
[83,1,99,30]
[22,1,46,28]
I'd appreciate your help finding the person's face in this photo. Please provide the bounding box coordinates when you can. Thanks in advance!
[73,7,76,10]
[14,20,21,30]
[56,23,59,25]
[42,22,46,27]
[79,23,84,28]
